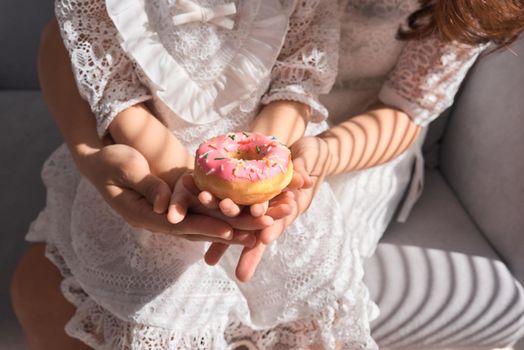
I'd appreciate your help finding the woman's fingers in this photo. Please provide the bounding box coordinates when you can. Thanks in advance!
[259,220,286,245]
[290,157,313,189]
[189,200,274,230]
[110,188,235,239]
[231,231,258,248]
[204,243,230,266]
[136,174,172,213]
[236,239,267,282]
[265,191,294,220]
[177,214,234,240]
[288,172,305,189]
[265,204,292,221]
[260,192,298,244]
[184,230,256,247]
[110,147,172,213]
[222,213,274,230]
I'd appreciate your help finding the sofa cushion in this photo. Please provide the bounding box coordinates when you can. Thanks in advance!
[422,109,450,170]
[440,36,524,284]
[366,170,524,349]
[0,1,55,89]
[0,90,62,344]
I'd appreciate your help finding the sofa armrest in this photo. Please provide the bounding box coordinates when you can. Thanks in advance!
[440,36,524,284]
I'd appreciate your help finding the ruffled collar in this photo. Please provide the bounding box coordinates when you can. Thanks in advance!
[106,0,292,124]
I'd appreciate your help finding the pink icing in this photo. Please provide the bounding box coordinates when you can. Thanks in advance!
[195,131,290,182]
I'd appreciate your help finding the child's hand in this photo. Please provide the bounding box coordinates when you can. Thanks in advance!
[168,173,287,247]
[230,136,333,281]
[178,174,290,228]
[196,191,291,225]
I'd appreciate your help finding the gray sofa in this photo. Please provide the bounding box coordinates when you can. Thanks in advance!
[1,1,523,349]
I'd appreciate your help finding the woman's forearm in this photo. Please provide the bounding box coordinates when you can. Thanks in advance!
[321,105,421,175]
[38,19,102,167]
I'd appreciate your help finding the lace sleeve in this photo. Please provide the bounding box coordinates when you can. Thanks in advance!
[261,0,339,122]
[55,0,152,136]
[378,35,488,127]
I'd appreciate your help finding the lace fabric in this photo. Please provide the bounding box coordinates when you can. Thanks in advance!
[32,0,490,348]
[28,139,378,349]
[55,0,337,132]
[106,0,295,125]
[54,0,153,137]
[379,36,487,126]
[261,0,339,121]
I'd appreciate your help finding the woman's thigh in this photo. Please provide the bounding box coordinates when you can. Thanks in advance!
[10,243,91,350]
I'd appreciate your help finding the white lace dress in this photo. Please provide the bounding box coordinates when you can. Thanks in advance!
[26,0,486,349]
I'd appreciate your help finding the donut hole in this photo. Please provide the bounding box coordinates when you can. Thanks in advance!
[228,145,268,161]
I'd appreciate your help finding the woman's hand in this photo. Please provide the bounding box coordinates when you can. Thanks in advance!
[169,174,294,245]
[204,136,333,281]
[78,143,256,245]
[259,136,333,243]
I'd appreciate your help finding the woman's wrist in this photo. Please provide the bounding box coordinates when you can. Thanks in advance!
[318,133,342,177]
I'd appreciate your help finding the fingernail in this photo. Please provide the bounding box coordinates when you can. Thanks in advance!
[223,230,234,240]
[153,194,162,213]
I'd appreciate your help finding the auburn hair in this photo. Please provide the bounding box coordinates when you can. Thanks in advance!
[399,0,524,46]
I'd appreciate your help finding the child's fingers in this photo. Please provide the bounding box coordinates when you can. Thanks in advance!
[181,173,199,194]
[259,220,286,245]
[236,238,266,282]
[167,192,189,224]
[197,191,220,209]
[249,201,268,217]
[219,198,242,217]
[204,243,230,266]
[152,182,172,214]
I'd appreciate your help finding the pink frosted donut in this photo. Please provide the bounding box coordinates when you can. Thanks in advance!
[194,131,293,205]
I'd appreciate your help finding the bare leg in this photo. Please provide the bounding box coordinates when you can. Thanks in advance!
[10,19,93,350]
[10,244,91,350]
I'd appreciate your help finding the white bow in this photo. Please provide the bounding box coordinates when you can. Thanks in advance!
[173,0,237,30]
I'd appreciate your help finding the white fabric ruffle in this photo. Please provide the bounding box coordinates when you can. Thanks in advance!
[27,141,378,350]
[106,0,292,125]
[41,242,377,350]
